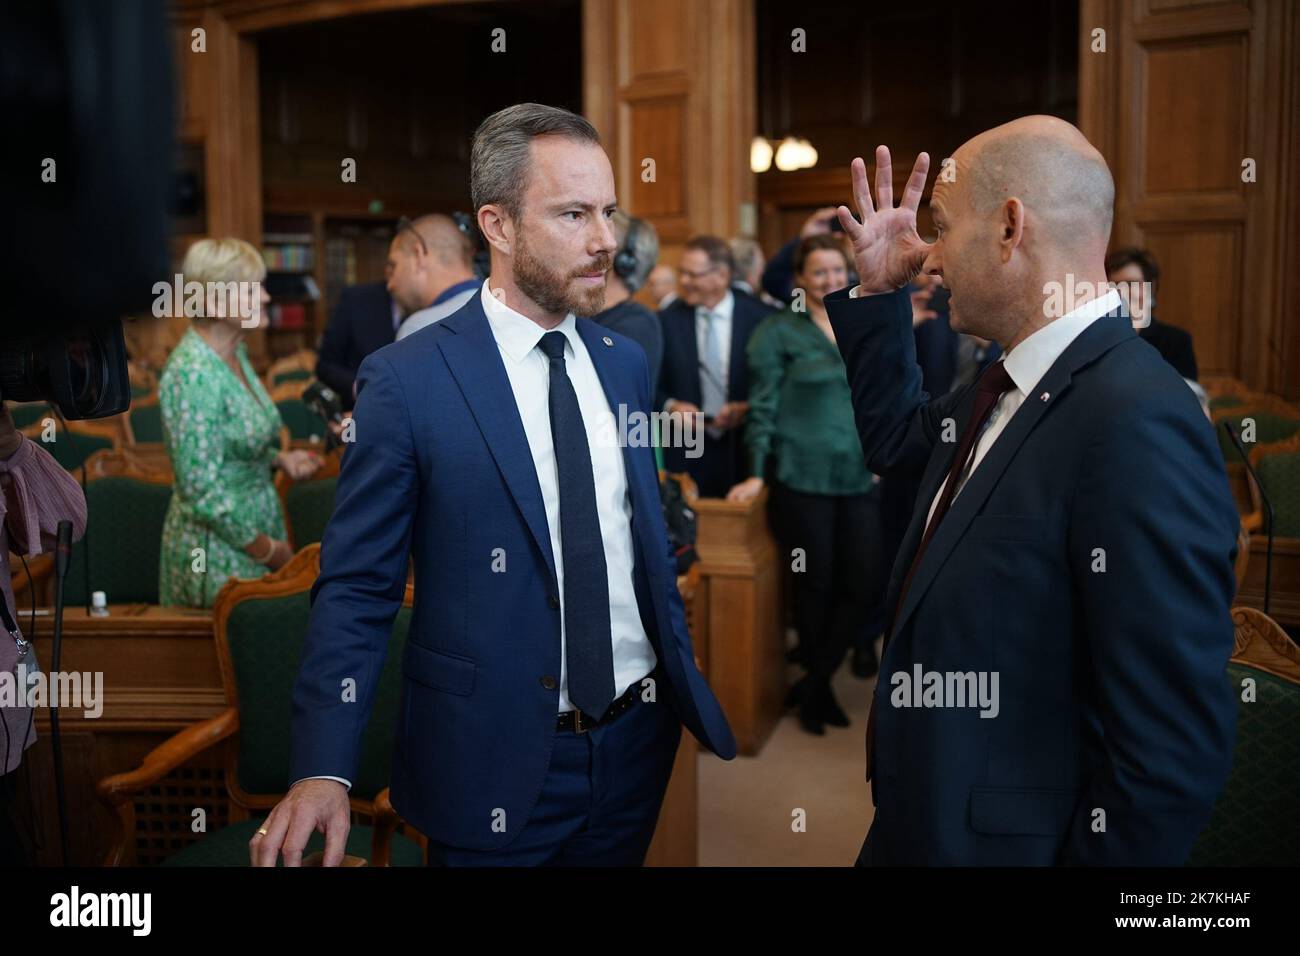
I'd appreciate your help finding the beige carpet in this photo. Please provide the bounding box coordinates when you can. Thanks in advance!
[699,651,880,867]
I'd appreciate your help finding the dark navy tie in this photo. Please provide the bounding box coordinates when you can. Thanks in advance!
[537,331,616,718]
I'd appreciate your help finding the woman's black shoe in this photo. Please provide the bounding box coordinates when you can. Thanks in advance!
[798,697,826,735]
[784,675,808,708]
[850,645,879,679]
[819,684,850,728]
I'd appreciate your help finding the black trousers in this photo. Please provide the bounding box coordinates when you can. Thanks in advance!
[769,482,885,681]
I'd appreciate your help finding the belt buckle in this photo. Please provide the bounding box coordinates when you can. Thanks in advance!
[573,710,589,734]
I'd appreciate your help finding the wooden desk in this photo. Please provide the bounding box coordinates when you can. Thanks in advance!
[15,604,219,866]
[692,490,785,755]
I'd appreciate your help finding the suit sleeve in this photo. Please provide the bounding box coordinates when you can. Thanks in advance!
[1060,387,1237,865]
[654,310,674,412]
[315,291,358,403]
[289,351,419,784]
[825,286,967,480]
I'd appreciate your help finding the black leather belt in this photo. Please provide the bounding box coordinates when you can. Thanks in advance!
[556,667,660,734]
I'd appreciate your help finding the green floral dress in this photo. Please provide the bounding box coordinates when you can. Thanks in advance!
[158,328,286,608]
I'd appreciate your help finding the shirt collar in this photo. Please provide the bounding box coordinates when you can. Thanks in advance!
[696,289,734,322]
[1002,288,1122,397]
[479,279,578,365]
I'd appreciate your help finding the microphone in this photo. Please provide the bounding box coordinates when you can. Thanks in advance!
[50,519,74,865]
[1222,421,1273,615]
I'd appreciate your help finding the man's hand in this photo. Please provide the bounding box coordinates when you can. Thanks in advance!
[836,146,932,295]
[249,778,351,867]
[800,206,841,238]
[712,401,748,430]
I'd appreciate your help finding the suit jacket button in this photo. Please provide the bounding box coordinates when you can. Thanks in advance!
[540,676,558,690]
[548,594,560,609]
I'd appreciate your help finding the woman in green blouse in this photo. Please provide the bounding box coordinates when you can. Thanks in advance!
[158,238,322,608]
[727,235,885,735]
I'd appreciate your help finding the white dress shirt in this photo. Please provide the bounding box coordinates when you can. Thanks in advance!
[919,288,1122,529]
[663,289,734,412]
[298,281,661,792]
[394,286,477,341]
[478,280,658,713]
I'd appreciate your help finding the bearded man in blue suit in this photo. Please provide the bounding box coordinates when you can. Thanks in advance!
[253,103,735,867]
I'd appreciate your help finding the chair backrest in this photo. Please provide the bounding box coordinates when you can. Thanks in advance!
[271,368,313,387]
[276,448,342,550]
[128,400,165,444]
[276,399,328,443]
[1186,607,1300,865]
[10,402,51,429]
[212,544,414,805]
[285,478,338,549]
[64,450,173,606]
[23,428,116,473]
[1216,409,1300,462]
[1249,434,1300,538]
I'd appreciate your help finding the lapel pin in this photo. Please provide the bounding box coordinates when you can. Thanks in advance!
[1039,391,1051,402]
[602,336,614,347]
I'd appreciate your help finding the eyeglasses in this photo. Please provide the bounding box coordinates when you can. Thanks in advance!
[679,265,722,281]
[396,216,427,255]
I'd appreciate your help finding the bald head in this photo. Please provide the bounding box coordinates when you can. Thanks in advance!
[921,115,1116,349]
[958,115,1113,252]
[400,214,475,269]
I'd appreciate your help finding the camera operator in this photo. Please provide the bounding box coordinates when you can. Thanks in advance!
[0,402,88,864]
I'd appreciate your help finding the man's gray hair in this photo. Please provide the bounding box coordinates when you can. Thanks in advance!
[613,211,659,292]
[470,103,602,221]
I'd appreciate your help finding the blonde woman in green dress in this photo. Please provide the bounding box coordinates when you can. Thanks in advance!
[158,238,322,608]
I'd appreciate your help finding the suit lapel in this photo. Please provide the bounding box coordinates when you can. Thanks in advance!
[891,310,1134,638]
[437,298,558,589]
[727,300,753,401]
[576,320,673,638]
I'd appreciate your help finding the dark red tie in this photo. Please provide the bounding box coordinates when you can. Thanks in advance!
[864,360,1016,779]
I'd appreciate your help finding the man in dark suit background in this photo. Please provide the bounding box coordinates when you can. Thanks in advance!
[657,235,775,496]
[828,116,1237,865]
[315,280,399,411]
[252,102,734,867]
[1105,246,1199,381]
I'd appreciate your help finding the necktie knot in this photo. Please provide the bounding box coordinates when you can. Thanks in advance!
[539,330,567,362]
[977,359,1015,397]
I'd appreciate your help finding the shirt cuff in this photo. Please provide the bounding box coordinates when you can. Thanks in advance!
[292,775,352,791]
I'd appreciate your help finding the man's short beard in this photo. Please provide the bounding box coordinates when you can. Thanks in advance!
[513,229,608,318]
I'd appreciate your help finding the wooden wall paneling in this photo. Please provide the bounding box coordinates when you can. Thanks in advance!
[1082,0,1297,393]
[586,0,756,271]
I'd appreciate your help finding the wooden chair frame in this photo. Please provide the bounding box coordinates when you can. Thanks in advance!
[274,446,343,551]
[96,543,422,866]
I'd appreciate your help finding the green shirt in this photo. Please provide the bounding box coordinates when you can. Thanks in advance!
[744,307,875,496]
[157,328,286,607]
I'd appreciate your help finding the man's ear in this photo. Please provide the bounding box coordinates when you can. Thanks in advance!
[478,205,513,257]
[999,198,1025,261]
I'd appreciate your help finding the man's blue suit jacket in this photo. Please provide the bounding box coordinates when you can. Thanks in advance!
[289,292,736,851]
[826,286,1238,866]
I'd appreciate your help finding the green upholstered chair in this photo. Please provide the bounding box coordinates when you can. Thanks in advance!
[128,400,165,445]
[1187,607,1300,865]
[63,450,174,606]
[276,398,328,443]
[1216,409,1300,463]
[271,368,313,387]
[10,402,52,429]
[22,429,115,472]
[276,448,341,550]
[96,544,423,866]
[1254,449,1300,538]
[284,477,338,549]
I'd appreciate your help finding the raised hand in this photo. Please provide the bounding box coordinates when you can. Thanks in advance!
[836,146,932,295]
